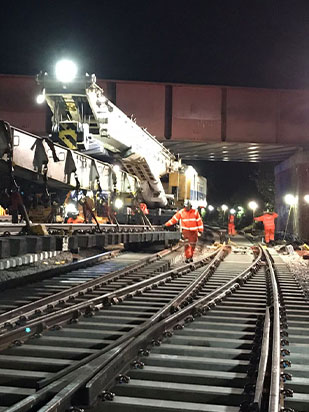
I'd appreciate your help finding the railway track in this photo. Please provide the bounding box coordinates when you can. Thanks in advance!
[0,239,306,412]
[78,245,296,412]
[87,244,264,412]
[0,244,196,352]
[0,243,217,410]
[269,249,309,412]
[0,249,174,329]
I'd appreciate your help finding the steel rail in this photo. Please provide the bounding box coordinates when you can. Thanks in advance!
[107,254,214,305]
[270,246,307,410]
[35,249,228,411]
[264,249,282,412]
[0,249,119,327]
[0,246,176,330]
[0,246,208,348]
[4,246,225,412]
[253,306,271,410]
[30,245,263,411]
[37,247,223,390]
[80,245,264,407]
[191,245,262,313]
[139,246,228,325]
[167,247,226,314]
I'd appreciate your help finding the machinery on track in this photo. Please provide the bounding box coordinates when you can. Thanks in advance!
[0,60,207,227]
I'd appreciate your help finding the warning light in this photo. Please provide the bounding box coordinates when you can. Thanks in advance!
[25,327,31,333]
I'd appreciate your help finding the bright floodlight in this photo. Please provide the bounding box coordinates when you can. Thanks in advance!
[114,198,123,209]
[230,208,236,214]
[304,194,309,204]
[221,204,228,212]
[284,194,297,206]
[208,205,214,212]
[248,201,258,211]
[55,59,78,82]
[36,93,45,104]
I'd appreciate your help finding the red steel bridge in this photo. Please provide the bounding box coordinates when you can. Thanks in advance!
[1,74,309,239]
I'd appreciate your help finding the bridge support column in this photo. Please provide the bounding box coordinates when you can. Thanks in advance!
[275,150,309,241]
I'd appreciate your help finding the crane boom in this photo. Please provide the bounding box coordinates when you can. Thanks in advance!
[39,73,180,207]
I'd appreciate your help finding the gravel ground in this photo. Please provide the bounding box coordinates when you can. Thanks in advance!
[280,251,309,297]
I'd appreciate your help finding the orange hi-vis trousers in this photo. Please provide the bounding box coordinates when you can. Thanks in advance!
[264,227,275,244]
[228,223,235,235]
[182,230,198,259]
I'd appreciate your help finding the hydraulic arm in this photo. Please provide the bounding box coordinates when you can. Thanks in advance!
[37,73,180,207]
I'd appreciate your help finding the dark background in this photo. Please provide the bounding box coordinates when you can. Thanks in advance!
[1,1,309,89]
[1,0,306,207]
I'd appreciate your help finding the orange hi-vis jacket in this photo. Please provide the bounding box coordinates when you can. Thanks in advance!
[166,208,204,232]
[140,203,149,215]
[67,215,84,224]
[229,215,235,224]
[254,212,278,229]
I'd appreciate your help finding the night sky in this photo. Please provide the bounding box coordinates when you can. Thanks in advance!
[1,1,307,207]
[1,1,309,89]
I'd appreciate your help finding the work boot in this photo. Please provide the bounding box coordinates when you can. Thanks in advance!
[185,258,190,264]
[190,258,193,262]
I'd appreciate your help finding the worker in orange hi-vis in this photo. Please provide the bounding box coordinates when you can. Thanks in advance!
[139,203,149,215]
[228,213,236,236]
[254,210,278,246]
[67,212,84,224]
[164,200,204,263]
